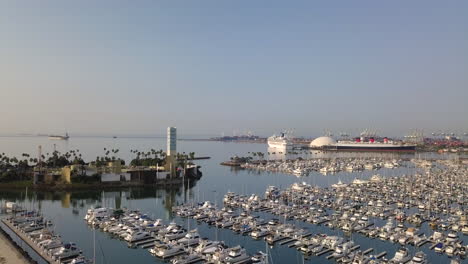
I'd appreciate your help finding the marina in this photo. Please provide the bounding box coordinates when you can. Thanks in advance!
[0,136,466,263]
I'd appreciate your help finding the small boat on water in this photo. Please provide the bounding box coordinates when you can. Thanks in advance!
[48,132,69,140]
[389,247,411,263]
[124,231,151,242]
[409,251,427,264]
[151,243,184,259]
[224,246,251,264]
[51,243,82,261]
[177,230,201,246]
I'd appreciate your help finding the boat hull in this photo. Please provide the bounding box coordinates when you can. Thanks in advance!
[320,145,416,152]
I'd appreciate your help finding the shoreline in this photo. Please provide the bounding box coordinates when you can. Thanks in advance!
[0,178,195,191]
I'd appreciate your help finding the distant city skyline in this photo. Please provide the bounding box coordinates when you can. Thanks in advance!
[1,1,467,137]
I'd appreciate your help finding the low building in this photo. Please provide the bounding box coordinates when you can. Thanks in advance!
[33,166,71,185]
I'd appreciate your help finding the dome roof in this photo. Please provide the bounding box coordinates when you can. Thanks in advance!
[310,136,336,147]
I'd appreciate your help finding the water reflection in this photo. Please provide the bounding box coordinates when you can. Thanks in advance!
[266,147,423,160]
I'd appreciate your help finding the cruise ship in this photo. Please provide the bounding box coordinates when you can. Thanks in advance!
[267,133,293,150]
[310,135,416,151]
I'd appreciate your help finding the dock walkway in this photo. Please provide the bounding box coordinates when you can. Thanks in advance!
[1,218,56,264]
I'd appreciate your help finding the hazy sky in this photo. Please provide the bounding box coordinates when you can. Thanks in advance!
[1,1,467,137]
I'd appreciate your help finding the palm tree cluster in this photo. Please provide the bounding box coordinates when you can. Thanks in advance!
[0,149,86,182]
[94,148,123,167]
[129,148,167,167]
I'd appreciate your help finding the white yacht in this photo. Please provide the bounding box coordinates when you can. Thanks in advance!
[332,241,354,258]
[171,253,203,264]
[251,228,270,239]
[177,230,201,246]
[151,243,184,259]
[390,247,411,263]
[195,240,224,255]
[38,237,62,250]
[267,132,293,150]
[52,243,81,260]
[446,232,459,243]
[331,180,347,188]
[224,246,251,264]
[165,229,187,241]
[409,251,427,264]
[124,231,151,242]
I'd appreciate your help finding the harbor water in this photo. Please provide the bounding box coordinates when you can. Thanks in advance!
[0,136,466,263]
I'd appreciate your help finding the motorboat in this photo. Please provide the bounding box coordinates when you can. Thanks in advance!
[165,229,187,241]
[389,247,411,263]
[124,231,151,242]
[224,246,251,264]
[151,243,184,259]
[446,232,459,243]
[331,180,347,188]
[158,222,179,236]
[332,241,354,259]
[195,240,225,255]
[251,251,267,263]
[171,253,203,264]
[39,237,63,250]
[70,256,92,264]
[177,230,201,246]
[145,219,165,232]
[251,228,270,239]
[23,223,44,233]
[52,243,82,260]
[409,251,427,264]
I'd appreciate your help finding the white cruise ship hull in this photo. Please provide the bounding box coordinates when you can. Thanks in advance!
[267,141,293,150]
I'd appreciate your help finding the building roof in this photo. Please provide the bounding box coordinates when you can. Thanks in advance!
[310,136,336,147]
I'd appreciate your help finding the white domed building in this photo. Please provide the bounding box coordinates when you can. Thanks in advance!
[310,136,336,149]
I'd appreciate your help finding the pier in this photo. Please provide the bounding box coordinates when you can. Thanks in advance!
[1,218,55,264]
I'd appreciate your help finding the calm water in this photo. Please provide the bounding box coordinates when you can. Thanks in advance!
[0,136,465,264]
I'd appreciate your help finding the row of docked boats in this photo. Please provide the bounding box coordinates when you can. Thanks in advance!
[223,186,466,258]
[84,207,268,263]
[219,162,467,261]
[173,201,440,263]
[240,157,403,176]
[4,211,90,263]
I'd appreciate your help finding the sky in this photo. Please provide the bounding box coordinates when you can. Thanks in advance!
[0,1,467,137]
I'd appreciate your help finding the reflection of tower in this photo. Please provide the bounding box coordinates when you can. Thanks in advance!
[115,191,122,209]
[61,193,71,208]
[166,127,177,178]
[164,188,177,218]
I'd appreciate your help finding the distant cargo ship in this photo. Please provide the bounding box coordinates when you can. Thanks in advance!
[210,134,265,142]
[49,132,69,140]
[310,135,416,151]
[268,132,293,150]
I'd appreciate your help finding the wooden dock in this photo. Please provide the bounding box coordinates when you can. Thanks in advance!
[1,218,56,263]
[317,248,333,256]
[279,238,297,245]
[376,251,387,259]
